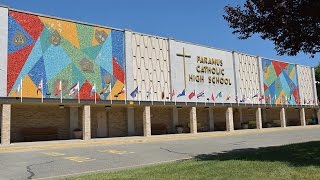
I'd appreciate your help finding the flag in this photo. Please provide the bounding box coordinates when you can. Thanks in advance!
[54,81,62,96]
[259,95,264,101]
[161,91,165,100]
[69,82,79,96]
[240,95,245,102]
[90,84,96,96]
[37,79,43,95]
[171,89,175,97]
[197,91,205,99]
[216,91,222,99]
[177,89,186,97]
[100,83,110,95]
[115,86,125,97]
[188,90,196,100]
[252,94,258,98]
[235,95,238,102]
[130,86,139,98]
[16,83,21,94]
[226,94,231,101]
[211,92,215,101]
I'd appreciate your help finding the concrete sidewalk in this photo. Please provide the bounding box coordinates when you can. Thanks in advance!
[1,125,319,153]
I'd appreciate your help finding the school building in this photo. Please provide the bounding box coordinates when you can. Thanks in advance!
[0,6,319,145]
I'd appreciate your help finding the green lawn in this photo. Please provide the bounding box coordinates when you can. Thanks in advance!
[68,141,320,180]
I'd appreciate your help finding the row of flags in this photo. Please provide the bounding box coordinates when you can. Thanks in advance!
[129,86,318,105]
[13,79,318,106]
[15,79,125,103]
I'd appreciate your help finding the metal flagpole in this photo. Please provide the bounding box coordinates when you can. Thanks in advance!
[41,79,43,103]
[138,91,140,105]
[151,87,154,105]
[78,81,80,104]
[94,83,97,104]
[60,81,62,104]
[20,78,23,103]
[110,83,112,104]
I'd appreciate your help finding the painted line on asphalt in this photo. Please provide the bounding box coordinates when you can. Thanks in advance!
[99,149,135,155]
[32,157,192,180]
[64,156,96,163]
[1,125,319,153]
[42,152,65,156]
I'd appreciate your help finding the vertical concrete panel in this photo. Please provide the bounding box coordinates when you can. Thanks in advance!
[126,31,170,101]
[297,65,315,105]
[311,68,318,105]
[127,107,135,136]
[190,107,197,134]
[143,106,151,136]
[125,31,134,101]
[233,52,240,99]
[82,105,91,140]
[0,7,8,97]
[169,40,236,103]
[237,53,262,104]
[1,104,11,145]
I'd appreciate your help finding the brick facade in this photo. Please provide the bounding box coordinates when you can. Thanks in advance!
[11,104,69,142]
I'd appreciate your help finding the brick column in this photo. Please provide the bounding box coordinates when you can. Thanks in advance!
[127,107,135,136]
[172,107,178,133]
[226,107,234,131]
[280,108,286,127]
[190,107,197,134]
[256,108,262,129]
[209,107,214,131]
[143,106,151,137]
[82,105,91,140]
[300,108,306,126]
[1,104,11,145]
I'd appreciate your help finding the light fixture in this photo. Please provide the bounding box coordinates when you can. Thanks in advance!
[177,106,182,109]
[204,106,209,109]
[59,105,65,109]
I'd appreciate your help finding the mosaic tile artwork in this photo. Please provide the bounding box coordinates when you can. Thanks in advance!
[7,10,125,100]
[262,58,299,105]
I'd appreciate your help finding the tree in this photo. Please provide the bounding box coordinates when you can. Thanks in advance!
[223,0,320,57]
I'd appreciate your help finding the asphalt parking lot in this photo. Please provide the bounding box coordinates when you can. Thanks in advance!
[0,126,320,180]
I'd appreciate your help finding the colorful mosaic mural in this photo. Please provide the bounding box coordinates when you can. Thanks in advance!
[262,58,299,105]
[7,10,125,100]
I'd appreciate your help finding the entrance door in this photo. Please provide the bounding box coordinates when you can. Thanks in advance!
[97,111,107,137]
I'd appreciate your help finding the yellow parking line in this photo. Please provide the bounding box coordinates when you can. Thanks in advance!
[42,152,65,156]
[64,156,95,163]
[99,149,134,155]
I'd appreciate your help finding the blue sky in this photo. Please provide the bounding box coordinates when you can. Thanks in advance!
[1,0,318,66]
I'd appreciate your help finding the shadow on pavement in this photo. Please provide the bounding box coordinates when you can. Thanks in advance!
[194,141,320,167]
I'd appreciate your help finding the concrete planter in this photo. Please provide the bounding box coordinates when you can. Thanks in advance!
[176,127,184,133]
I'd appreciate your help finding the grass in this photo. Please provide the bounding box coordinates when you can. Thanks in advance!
[67,141,320,180]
